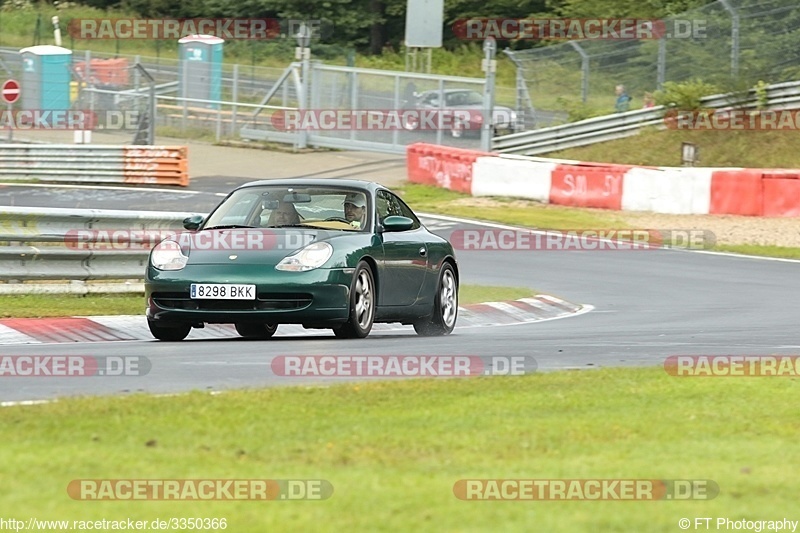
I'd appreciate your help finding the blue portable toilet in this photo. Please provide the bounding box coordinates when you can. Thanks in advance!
[19,45,72,111]
[178,35,223,109]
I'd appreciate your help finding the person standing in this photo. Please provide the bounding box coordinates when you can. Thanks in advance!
[615,85,632,113]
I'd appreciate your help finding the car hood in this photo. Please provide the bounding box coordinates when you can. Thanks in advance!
[176,228,341,266]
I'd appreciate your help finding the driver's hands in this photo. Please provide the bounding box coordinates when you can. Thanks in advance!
[349,221,361,229]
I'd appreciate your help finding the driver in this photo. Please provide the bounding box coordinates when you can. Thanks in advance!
[343,193,367,229]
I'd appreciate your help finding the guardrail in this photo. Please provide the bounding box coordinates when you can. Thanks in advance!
[494,80,800,155]
[0,207,200,283]
[0,145,190,186]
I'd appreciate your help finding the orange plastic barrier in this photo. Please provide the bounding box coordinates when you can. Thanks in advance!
[123,146,189,187]
[709,170,762,216]
[549,164,627,210]
[406,143,490,194]
[73,58,130,86]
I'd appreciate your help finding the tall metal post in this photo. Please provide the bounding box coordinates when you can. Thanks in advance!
[720,0,740,79]
[296,24,312,150]
[569,42,589,104]
[481,37,496,152]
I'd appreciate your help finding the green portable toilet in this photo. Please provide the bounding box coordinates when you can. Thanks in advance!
[19,45,72,111]
[178,35,223,109]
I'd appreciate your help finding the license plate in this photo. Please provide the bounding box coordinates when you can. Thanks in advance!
[190,284,256,300]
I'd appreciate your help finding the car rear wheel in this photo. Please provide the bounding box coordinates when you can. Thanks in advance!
[235,323,278,339]
[148,320,191,341]
[332,261,375,339]
[414,263,458,336]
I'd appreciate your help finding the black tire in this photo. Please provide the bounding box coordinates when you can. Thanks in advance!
[235,323,278,339]
[414,262,458,336]
[148,320,191,341]
[332,261,375,339]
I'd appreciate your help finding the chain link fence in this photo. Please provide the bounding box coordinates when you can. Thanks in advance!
[506,0,800,125]
[0,44,509,152]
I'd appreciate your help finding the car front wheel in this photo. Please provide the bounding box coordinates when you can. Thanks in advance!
[148,320,191,341]
[333,261,375,339]
[414,263,458,336]
[235,323,278,339]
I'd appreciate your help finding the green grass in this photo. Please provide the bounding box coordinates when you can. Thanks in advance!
[0,285,532,318]
[1,368,797,531]
[715,244,800,259]
[399,183,631,230]
[546,126,800,168]
[0,293,144,318]
[459,285,535,304]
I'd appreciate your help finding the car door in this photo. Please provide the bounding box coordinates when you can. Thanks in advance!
[376,190,428,306]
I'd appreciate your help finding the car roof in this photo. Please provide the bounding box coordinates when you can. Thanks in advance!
[235,178,387,194]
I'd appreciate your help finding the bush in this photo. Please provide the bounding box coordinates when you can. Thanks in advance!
[555,97,608,122]
[653,79,720,111]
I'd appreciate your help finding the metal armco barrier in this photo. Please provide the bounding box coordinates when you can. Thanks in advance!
[494,80,800,155]
[0,207,201,281]
[0,145,189,186]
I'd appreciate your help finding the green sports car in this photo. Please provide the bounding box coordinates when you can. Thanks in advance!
[145,179,459,341]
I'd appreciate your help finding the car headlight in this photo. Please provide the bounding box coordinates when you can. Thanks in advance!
[151,239,188,271]
[276,241,333,272]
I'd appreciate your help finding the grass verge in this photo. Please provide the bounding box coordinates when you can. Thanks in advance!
[0,285,533,318]
[396,183,631,230]
[1,368,795,531]
[545,127,800,168]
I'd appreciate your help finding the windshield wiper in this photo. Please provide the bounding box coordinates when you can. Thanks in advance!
[202,224,256,230]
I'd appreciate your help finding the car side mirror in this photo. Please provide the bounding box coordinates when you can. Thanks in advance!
[183,215,204,230]
[382,215,414,232]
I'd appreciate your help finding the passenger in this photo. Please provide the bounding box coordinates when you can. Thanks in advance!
[267,201,301,226]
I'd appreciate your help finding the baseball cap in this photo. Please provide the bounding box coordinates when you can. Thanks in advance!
[343,192,367,208]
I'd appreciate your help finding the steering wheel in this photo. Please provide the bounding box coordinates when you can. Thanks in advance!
[325,217,349,223]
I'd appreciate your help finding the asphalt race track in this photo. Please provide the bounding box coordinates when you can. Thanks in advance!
[2,181,799,403]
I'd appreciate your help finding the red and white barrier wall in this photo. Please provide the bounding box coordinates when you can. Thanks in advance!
[406,143,800,217]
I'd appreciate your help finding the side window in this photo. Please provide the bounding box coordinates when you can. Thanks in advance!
[377,190,420,230]
[392,194,421,230]
[376,190,393,223]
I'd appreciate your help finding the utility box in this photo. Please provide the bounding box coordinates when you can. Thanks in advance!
[178,35,223,108]
[19,45,72,111]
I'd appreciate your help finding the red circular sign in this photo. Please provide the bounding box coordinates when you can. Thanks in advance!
[2,79,20,104]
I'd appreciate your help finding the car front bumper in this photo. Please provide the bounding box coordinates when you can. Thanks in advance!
[145,264,353,325]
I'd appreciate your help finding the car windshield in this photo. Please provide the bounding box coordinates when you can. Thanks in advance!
[203,186,370,232]
[446,91,483,106]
